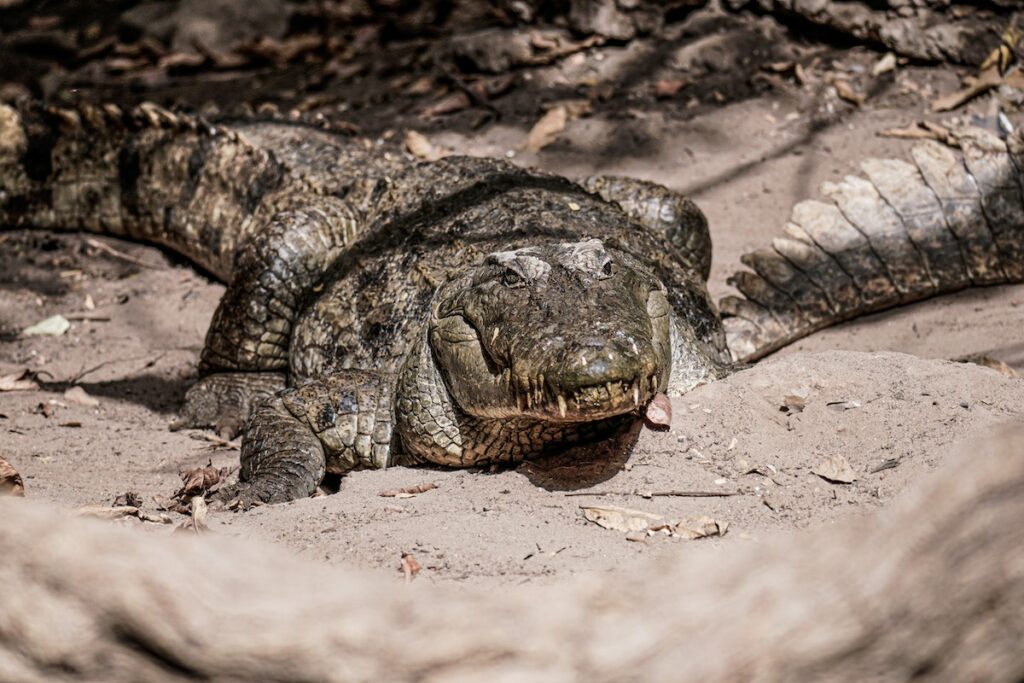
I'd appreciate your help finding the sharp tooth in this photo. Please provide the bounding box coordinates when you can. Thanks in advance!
[557,394,567,418]
[606,382,614,398]
[633,384,640,406]
[491,327,500,343]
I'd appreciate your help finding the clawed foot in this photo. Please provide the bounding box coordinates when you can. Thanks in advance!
[170,372,286,439]
[208,481,269,510]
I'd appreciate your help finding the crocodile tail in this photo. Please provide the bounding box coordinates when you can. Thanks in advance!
[721,126,1024,363]
[0,101,285,280]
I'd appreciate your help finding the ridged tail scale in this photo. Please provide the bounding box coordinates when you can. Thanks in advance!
[721,126,1024,363]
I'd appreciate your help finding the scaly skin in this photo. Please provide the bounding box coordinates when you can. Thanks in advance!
[3,100,1022,507]
[0,101,729,506]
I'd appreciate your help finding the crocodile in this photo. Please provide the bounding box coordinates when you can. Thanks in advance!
[2,101,1022,507]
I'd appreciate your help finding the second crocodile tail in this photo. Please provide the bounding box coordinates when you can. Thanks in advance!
[721,125,1024,363]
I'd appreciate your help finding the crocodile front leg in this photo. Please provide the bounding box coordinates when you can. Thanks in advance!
[581,175,712,280]
[213,370,394,508]
[174,196,363,436]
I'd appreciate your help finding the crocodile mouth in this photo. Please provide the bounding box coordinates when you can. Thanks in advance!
[506,372,661,422]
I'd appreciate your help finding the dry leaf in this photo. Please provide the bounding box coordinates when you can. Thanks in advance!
[153,493,191,515]
[175,463,228,498]
[400,552,421,582]
[781,394,806,414]
[0,370,40,392]
[76,504,141,519]
[932,66,1003,112]
[675,515,729,540]
[0,456,25,497]
[872,52,897,77]
[22,314,70,336]
[654,79,687,98]
[833,80,865,106]
[404,130,443,161]
[644,393,672,429]
[176,496,209,533]
[379,482,438,498]
[63,385,99,407]
[419,91,471,119]
[113,491,142,507]
[581,505,665,532]
[812,454,857,484]
[76,504,171,524]
[878,121,954,145]
[523,105,567,152]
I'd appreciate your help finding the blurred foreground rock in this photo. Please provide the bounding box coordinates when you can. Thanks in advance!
[0,420,1021,681]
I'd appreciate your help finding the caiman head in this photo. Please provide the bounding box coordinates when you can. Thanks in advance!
[424,238,725,425]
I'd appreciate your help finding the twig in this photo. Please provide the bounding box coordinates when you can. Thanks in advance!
[67,352,166,384]
[64,313,111,321]
[84,238,163,269]
[189,433,240,450]
[565,490,741,498]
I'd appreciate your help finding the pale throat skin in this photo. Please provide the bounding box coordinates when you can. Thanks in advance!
[392,239,730,468]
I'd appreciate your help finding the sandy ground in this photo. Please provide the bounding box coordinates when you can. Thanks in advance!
[2,69,1023,585]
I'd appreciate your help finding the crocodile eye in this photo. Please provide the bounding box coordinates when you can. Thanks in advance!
[501,268,525,288]
[600,259,616,278]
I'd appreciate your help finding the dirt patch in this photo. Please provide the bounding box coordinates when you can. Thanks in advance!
[1,3,1023,587]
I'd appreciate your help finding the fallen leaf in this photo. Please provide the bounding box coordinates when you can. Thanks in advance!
[400,552,421,582]
[22,314,70,336]
[523,105,567,152]
[379,482,438,498]
[175,463,228,498]
[674,515,729,540]
[76,504,140,519]
[878,121,954,145]
[404,130,443,161]
[644,393,672,429]
[113,491,142,507]
[654,78,687,98]
[581,505,665,532]
[826,400,861,411]
[872,52,897,77]
[932,66,1003,112]
[153,493,191,514]
[781,394,806,414]
[63,385,99,407]
[551,98,592,119]
[176,496,209,533]
[833,80,865,106]
[0,456,25,496]
[419,91,471,119]
[0,370,40,392]
[812,454,857,484]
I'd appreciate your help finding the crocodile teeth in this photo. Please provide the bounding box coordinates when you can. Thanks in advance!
[633,384,640,407]
[557,394,568,418]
